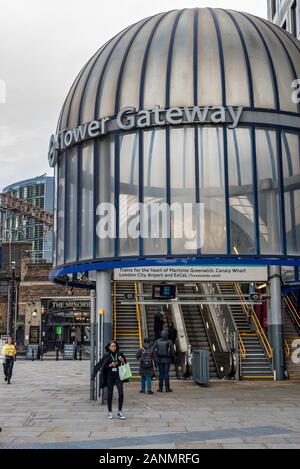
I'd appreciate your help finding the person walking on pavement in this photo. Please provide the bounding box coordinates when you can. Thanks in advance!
[154,308,165,341]
[154,331,174,393]
[92,340,127,420]
[1,337,16,384]
[136,338,154,395]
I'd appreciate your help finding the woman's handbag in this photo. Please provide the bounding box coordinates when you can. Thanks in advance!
[119,363,132,381]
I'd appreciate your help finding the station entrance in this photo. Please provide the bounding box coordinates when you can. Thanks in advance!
[111,266,300,382]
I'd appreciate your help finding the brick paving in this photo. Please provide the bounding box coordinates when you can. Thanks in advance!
[1,361,300,449]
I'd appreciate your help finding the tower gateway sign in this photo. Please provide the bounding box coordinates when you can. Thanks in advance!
[48,105,244,166]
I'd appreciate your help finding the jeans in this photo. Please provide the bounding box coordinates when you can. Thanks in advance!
[158,363,170,390]
[106,374,124,413]
[141,375,152,392]
[3,357,14,382]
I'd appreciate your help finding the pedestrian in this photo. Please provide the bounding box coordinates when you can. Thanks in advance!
[136,338,154,395]
[168,321,177,345]
[1,337,16,384]
[154,331,174,393]
[154,308,165,340]
[92,340,127,420]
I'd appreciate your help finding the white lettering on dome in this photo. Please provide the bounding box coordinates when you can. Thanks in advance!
[48,105,244,166]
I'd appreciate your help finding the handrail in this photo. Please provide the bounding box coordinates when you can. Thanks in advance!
[113,282,117,341]
[234,283,273,360]
[238,333,247,359]
[284,296,300,330]
[134,282,143,349]
[285,339,290,358]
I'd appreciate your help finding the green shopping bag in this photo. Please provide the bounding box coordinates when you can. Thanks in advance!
[119,363,132,381]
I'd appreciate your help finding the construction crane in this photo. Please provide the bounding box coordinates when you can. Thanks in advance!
[0,192,54,228]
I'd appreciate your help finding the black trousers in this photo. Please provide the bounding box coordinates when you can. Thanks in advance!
[106,374,124,413]
[3,358,14,381]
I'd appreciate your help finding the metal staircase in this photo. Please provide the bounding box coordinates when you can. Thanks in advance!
[177,284,218,379]
[218,283,273,380]
[113,282,142,376]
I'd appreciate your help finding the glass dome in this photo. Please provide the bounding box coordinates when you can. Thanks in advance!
[51,8,300,277]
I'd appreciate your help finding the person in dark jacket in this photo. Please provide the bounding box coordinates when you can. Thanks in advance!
[168,321,178,345]
[92,340,127,420]
[154,309,165,340]
[153,331,174,393]
[136,338,154,395]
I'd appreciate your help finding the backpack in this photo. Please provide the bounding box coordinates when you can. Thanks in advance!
[140,349,153,369]
[156,340,171,358]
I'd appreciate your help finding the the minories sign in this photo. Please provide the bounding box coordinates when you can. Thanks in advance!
[48,105,243,166]
[47,299,91,311]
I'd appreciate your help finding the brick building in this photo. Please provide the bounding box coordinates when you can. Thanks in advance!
[0,242,90,350]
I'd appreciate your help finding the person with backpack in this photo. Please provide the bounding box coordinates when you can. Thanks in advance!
[153,331,174,393]
[136,338,154,395]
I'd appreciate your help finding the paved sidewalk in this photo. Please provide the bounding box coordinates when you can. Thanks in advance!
[1,361,300,449]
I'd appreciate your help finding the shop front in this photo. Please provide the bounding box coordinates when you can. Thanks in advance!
[41,298,91,352]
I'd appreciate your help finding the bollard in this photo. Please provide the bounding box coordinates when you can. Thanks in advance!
[56,346,59,361]
[31,347,34,361]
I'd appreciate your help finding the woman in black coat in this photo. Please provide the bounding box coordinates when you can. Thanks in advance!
[136,338,154,394]
[92,340,127,419]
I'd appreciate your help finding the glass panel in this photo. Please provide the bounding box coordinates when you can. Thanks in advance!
[80,143,94,260]
[119,133,139,256]
[170,128,196,254]
[256,129,282,254]
[197,9,222,106]
[119,15,163,111]
[98,22,146,118]
[82,33,127,123]
[143,11,178,109]
[198,127,227,254]
[254,19,297,113]
[169,9,194,107]
[228,128,256,254]
[65,148,78,263]
[231,11,275,109]
[216,10,250,107]
[282,132,300,255]
[143,129,167,255]
[96,137,115,258]
[57,153,66,266]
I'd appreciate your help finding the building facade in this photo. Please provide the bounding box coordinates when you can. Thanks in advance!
[49,8,300,380]
[2,175,54,263]
[268,0,300,39]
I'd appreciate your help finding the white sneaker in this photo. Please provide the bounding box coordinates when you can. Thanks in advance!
[117,411,126,420]
[107,412,113,419]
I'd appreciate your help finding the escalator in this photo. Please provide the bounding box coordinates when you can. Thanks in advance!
[177,284,218,379]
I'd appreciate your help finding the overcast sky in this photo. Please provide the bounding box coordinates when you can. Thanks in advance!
[0,0,268,191]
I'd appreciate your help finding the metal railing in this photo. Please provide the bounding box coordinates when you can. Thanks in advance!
[284,295,300,331]
[234,283,273,360]
[238,333,247,359]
